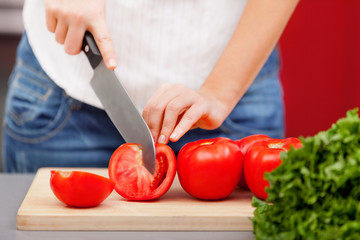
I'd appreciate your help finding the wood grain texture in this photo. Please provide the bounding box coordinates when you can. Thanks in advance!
[16,168,254,231]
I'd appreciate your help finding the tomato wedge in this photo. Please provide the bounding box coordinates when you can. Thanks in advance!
[50,170,115,207]
[108,143,176,201]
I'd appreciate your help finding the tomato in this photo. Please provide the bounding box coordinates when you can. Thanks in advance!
[235,134,271,189]
[244,137,302,200]
[50,170,115,207]
[108,143,176,201]
[177,137,243,200]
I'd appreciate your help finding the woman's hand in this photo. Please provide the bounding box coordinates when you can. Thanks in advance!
[45,0,117,69]
[142,84,229,144]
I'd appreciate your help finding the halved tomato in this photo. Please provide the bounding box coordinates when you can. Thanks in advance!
[108,143,176,201]
[50,170,115,207]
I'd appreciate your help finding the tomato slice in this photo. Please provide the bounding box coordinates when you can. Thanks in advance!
[108,143,176,201]
[50,170,115,207]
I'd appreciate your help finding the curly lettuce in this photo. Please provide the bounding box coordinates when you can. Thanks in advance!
[252,109,360,240]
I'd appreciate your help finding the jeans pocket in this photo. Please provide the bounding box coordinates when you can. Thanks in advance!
[4,61,72,143]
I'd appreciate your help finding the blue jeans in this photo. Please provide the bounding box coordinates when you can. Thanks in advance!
[2,32,284,173]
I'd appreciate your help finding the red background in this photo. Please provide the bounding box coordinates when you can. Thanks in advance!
[279,0,360,138]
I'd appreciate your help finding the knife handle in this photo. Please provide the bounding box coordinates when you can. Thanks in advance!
[82,31,102,69]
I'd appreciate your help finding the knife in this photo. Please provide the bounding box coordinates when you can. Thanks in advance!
[81,31,156,174]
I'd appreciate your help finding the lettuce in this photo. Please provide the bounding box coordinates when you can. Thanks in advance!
[252,109,360,240]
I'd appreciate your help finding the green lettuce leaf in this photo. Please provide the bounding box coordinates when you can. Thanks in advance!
[251,108,360,240]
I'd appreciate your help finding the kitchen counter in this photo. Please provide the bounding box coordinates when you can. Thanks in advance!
[0,173,254,240]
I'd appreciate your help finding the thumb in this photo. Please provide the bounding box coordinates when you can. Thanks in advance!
[91,22,117,70]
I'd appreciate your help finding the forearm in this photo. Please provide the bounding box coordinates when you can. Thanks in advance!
[201,0,300,117]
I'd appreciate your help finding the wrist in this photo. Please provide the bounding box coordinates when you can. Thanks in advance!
[198,84,239,123]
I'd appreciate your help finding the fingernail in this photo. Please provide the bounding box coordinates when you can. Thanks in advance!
[108,59,117,69]
[170,132,178,141]
[158,135,166,144]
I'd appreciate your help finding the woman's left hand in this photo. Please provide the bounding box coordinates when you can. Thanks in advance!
[142,84,228,144]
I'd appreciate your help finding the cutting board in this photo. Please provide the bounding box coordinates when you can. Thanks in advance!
[17,167,255,231]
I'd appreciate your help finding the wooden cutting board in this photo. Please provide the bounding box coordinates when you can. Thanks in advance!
[17,167,255,231]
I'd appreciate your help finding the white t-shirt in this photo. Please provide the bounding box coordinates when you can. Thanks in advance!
[23,0,247,112]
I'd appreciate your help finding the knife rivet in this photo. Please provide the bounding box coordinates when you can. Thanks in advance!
[84,45,90,53]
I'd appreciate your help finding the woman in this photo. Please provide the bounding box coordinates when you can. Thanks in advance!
[2,0,299,172]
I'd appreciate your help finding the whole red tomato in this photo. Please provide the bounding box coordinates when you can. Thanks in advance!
[177,137,243,200]
[50,170,115,207]
[244,137,302,200]
[235,134,271,189]
[108,143,176,201]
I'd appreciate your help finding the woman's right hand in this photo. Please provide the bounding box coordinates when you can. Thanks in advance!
[45,0,117,69]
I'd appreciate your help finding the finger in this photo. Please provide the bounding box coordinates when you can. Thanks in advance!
[91,21,117,70]
[143,84,178,142]
[158,96,194,144]
[54,20,68,45]
[142,84,173,139]
[142,84,165,125]
[45,10,57,33]
[170,103,205,142]
[64,25,86,55]
[45,0,57,33]
[142,83,172,121]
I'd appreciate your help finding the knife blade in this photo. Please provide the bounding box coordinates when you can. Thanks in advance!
[81,31,156,174]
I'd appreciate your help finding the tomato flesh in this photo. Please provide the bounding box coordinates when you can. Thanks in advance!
[50,170,115,207]
[108,143,176,201]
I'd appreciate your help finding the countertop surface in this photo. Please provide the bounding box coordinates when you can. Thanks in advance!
[0,173,255,240]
